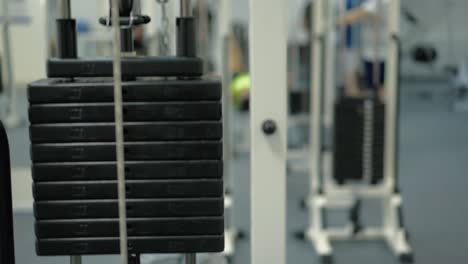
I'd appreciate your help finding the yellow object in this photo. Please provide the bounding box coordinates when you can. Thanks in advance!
[231,72,251,109]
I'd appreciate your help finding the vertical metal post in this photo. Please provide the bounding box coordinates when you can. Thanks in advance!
[383,0,401,192]
[111,0,129,264]
[60,0,71,18]
[120,28,135,53]
[177,0,195,57]
[218,0,237,257]
[57,0,77,59]
[196,0,209,69]
[180,0,192,17]
[249,0,287,263]
[310,0,325,196]
[220,0,233,221]
[70,256,82,264]
[323,0,337,129]
[185,253,196,264]
[118,0,135,53]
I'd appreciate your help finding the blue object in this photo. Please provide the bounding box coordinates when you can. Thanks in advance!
[345,0,363,49]
[363,60,385,90]
[77,20,91,34]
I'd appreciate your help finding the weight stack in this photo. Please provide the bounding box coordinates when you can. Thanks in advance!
[28,65,224,255]
[334,97,385,185]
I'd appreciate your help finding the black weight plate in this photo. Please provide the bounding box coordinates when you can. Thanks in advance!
[29,102,221,124]
[333,165,363,172]
[334,133,365,140]
[336,98,384,106]
[334,153,382,160]
[335,109,384,117]
[32,161,223,182]
[333,151,363,157]
[334,173,363,182]
[36,235,224,255]
[47,57,204,78]
[28,79,221,104]
[333,156,363,162]
[34,198,224,219]
[35,217,224,238]
[33,180,223,200]
[31,141,222,162]
[335,120,385,126]
[30,122,222,143]
[335,119,365,125]
[334,147,362,153]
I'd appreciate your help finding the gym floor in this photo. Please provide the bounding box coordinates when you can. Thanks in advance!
[7,78,468,264]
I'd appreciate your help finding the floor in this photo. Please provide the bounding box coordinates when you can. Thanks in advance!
[5,79,468,264]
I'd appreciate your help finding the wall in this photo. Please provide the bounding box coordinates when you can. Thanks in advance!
[401,0,468,76]
[0,0,47,86]
[2,0,468,85]
[230,0,468,77]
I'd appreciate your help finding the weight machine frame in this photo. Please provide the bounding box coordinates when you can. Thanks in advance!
[249,1,288,264]
[302,0,414,263]
[50,1,205,264]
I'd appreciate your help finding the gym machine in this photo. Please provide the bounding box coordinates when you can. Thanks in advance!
[27,0,224,263]
[298,0,414,263]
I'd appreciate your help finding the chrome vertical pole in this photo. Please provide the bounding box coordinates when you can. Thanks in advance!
[383,0,401,192]
[70,256,82,264]
[180,0,192,17]
[60,0,71,18]
[185,253,196,264]
[180,1,196,262]
[111,0,129,264]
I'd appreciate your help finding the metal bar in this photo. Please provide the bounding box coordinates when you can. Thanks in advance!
[60,0,71,19]
[185,253,196,264]
[323,0,337,128]
[120,28,134,53]
[219,0,234,227]
[310,0,325,195]
[249,0,287,263]
[180,0,192,17]
[111,0,129,263]
[70,256,82,264]
[196,0,209,62]
[383,0,401,192]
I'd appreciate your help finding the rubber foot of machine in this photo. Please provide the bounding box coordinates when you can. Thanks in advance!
[299,197,307,210]
[237,230,247,240]
[352,224,363,235]
[293,230,306,241]
[399,253,414,263]
[320,254,333,264]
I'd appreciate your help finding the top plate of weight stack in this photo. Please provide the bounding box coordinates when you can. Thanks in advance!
[46,56,204,78]
[28,79,222,104]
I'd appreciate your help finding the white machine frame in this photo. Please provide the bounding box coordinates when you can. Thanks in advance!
[249,0,288,264]
[303,0,414,263]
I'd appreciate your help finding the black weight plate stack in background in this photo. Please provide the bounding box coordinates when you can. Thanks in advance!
[334,98,385,185]
[28,78,224,256]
